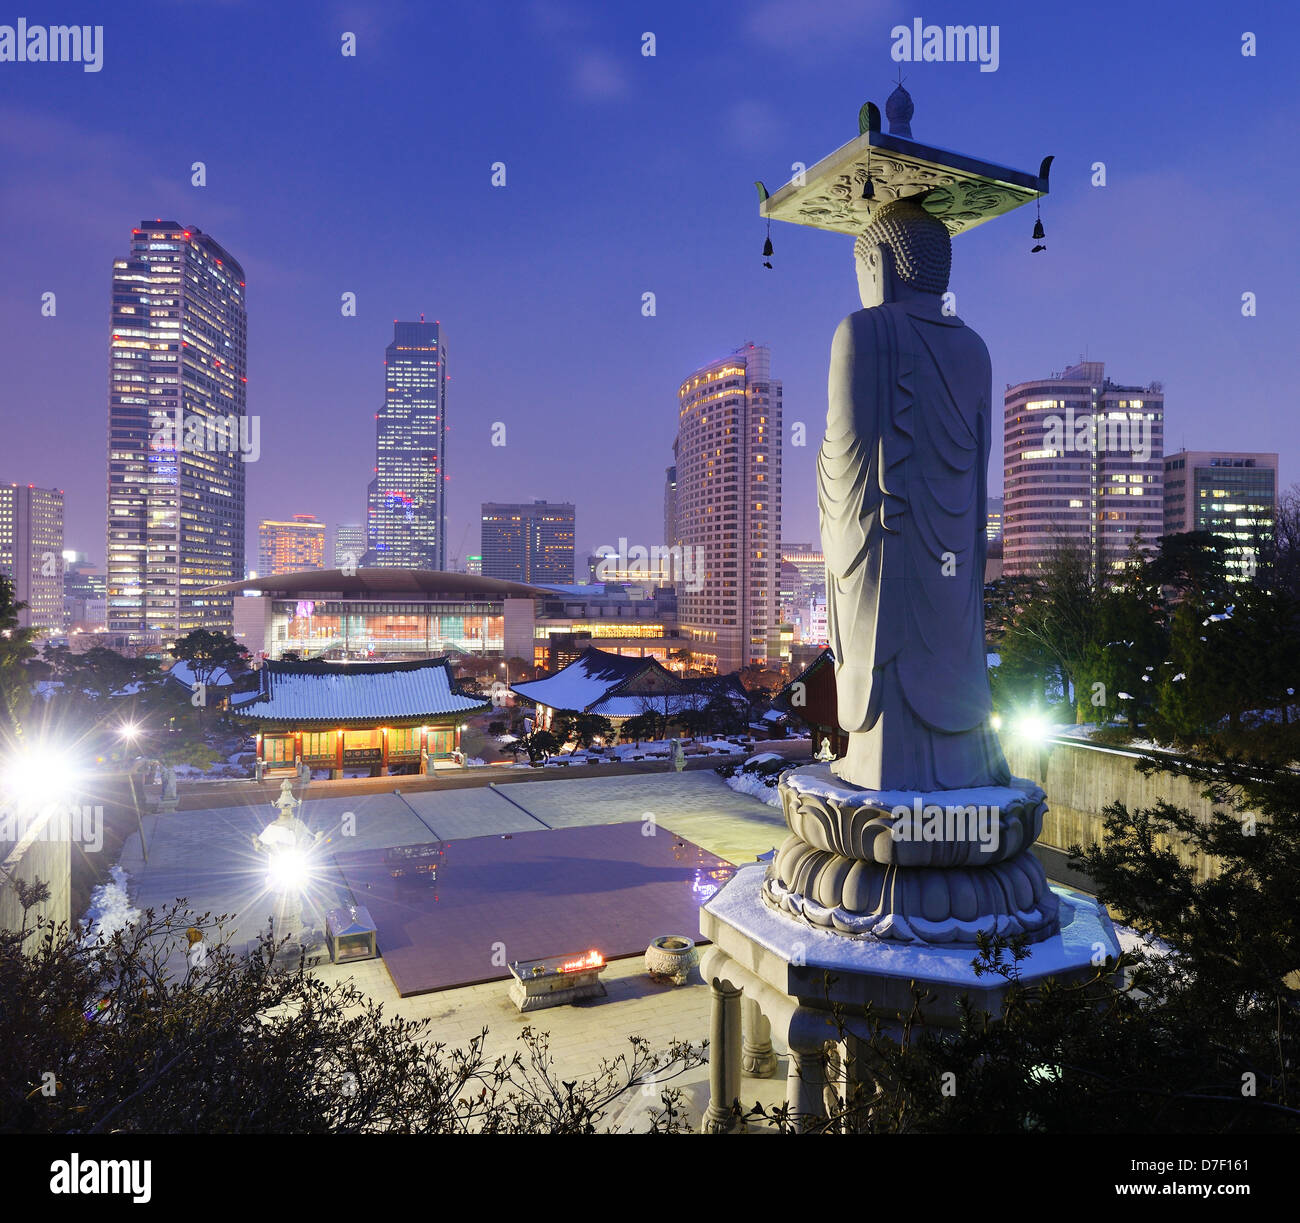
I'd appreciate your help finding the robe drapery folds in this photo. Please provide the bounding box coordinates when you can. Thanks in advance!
[817,301,1009,791]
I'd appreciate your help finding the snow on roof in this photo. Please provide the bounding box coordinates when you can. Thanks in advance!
[512,646,735,718]
[511,647,651,713]
[167,660,234,690]
[232,658,484,723]
[588,693,707,719]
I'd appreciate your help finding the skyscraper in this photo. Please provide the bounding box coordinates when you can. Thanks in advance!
[368,319,446,570]
[257,515,326,577]
[0,484,64,633]
[480,500,576,583]
[106,221,247,637]
[986,495,1004,543]
[1003,360,1163,582]
[332,522,367,569]
[1163,450,1278,581]
[664,464,678,547]
[674,343,782,673]
[63,552,106,632]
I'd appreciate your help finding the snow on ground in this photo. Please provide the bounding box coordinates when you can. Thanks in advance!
[725,769,784,807]
[1114,923,1173,958]
[82,865,140,944]
[743,752,783,768]
[610,740,670,759]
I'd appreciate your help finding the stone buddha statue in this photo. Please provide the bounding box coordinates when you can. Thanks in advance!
[818,193,1009,792]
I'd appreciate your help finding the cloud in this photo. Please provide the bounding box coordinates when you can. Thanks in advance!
[526,1,630,102]
[572,50,629,100]
[327,0,408,49]
[743,0,908,51]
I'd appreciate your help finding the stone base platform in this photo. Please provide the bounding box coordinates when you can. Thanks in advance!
[696,864,1120,1132]
[768,766,1060,944]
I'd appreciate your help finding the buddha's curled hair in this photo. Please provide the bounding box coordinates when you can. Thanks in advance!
[854,195,951,295]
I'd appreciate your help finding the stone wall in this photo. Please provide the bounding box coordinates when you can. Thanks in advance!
[0,834,72,935]
[1005,737,1229,885]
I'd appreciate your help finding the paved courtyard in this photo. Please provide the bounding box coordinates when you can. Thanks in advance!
[114,769,790,1129]
[118,770,786,944]
[335,822,735,995]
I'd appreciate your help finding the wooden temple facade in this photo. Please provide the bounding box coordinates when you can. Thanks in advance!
[232,657,489,779]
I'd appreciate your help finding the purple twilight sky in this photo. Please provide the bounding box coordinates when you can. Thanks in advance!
[1,0,1296,569]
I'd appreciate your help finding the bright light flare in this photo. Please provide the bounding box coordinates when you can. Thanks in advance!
[2,744,80,808]
[118,722,140,741]
[266,847,309,892]
[1013,712,1052,742]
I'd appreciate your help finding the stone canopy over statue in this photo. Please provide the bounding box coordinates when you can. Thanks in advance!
[819,194,1007,792]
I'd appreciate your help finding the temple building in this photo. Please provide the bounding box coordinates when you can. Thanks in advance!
[772,647,847,757]
[511,645,747,734]
[232,656,487,778]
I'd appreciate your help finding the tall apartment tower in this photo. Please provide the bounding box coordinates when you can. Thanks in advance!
[1003,360,1164,583]
[257,514,326,577]
[0,484,64,633]
[1164,450,1278,581]
[674,343,782,673]
[480,500,576,584]
[106,221,247,638]
[332,522,367,569]
[368,319,446,570]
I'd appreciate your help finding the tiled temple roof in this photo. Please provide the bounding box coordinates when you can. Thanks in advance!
[232,657,486,724]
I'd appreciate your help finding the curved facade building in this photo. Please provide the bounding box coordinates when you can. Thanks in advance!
[1004,360,1163,582]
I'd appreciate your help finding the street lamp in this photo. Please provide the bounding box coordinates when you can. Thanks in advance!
[116,720,144,765]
